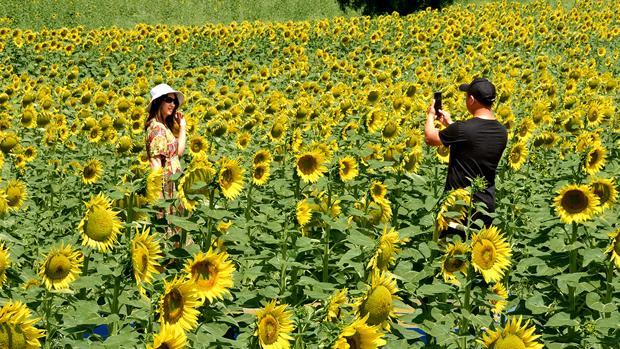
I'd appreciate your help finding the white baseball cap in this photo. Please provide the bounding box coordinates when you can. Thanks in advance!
[146,83,184,112]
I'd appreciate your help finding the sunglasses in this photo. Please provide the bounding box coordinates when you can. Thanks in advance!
[161,96,178,104]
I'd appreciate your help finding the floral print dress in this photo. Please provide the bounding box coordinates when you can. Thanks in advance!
[146,120,184,216]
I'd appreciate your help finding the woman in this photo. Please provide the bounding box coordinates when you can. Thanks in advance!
[145,83,187,218]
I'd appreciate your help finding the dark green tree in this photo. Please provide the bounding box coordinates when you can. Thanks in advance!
[337,0,454,16]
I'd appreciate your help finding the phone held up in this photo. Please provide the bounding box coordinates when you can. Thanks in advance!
[433,92,442,119]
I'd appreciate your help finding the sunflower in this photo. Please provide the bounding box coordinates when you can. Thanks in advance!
[158,277,201,332]
[367,226,404,272]
[440,240,469,286]
[237,132,251,150]
[218,158,245,200]
[489,283,508,315]
[436,144,450,163]
[0,191,7,217]
[39,243,83,290]
[436,188,471,232]
[132,226,162,287]
[144,168,164,204]
[183,249,235,303]
[0,301,45,349]
[188,134,209,157]
[0,243,10,287]
[146,324,187,349]
[332,315,387,349]
[381,120,399,140]
[78,193,123,253]
[3,179,27,211]
[296,199,312,226]
[325,288,348,322]
[338,156,358,182]
[470,226,512,283]
[365,109,385,134]
[354,271,400,331]
[479,316,544,349]
[81,159,102,185]
[367,198,392,226]
[253,149,272,166]
[295,150,327,183]
[589,177,617,212]
[605,229,620,268]
[252,163,271,186]
[179,163,216,211]
[583,143,606,175]
[508,141,528,170]
[254,300,295,349]
[400,148,422,174]
[553,184,599,224]
[369,181,387,201]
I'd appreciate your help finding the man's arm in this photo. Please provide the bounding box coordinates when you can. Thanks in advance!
[424,99,452,146]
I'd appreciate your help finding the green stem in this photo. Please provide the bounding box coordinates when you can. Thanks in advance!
[568,222,578,318]
[204,189,216,250]
[605,260,613,306]
[322,227,330,283]
[44,291,54,349]
[459,264,474,347]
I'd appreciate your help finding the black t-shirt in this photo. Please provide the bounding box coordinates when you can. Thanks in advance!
[438,117,507,212]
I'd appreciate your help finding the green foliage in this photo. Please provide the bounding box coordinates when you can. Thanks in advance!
[336,0,454,15]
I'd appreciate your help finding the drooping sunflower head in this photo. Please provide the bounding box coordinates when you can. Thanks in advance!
[81,159,102,185]
[400,148,422,174]
[132,226,162,286]
[440,240,470,286]
[218,157,245,200]
[254,300,295,349]
[183,249,235,303]
[367,197,392,226]
[354,271,400,331]
[0,243,10,287]
[146,324,187,349]
[479,316,544,349]
[252,163,271,186]
[489,283,509,315]
[296,199,312,227]
[583,143,606,175]
[325,288,348,323]
[470,226,512,283]
[295,150,327,183]
[0,301,45,349]
[436,188,471,232]
[331,314,387,349]
[367,226,403,272]
[589,177,617,212]
[3,180,27,211]
[158,277,201,332]
[39,243,83,290]
[369,181,387,201]
[553,184,599,224]
[78,193,123,253]
[338,156,358,182]
[179,163,216,211]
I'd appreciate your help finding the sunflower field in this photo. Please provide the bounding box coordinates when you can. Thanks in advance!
[0,0,619,348]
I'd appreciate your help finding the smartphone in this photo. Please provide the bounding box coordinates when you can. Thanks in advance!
[433,92,442,119]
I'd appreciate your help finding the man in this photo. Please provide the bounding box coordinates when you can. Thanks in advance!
[424,77,508,238]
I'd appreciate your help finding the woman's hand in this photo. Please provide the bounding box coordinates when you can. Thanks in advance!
[176,111,186,129]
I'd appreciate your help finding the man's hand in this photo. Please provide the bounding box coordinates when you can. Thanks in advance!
[428,100,453,127]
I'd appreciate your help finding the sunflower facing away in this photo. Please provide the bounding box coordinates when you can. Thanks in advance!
[255,300,295,349]
[218,158,245,200]
[367,197,392,226]
[158,277,201,332]
[489,283,509,315]
[132,226,162,287]
[3,179,27,211]
[295,150,327,183]
[146,324,187,349]
[296,199,312,226]
[144,168,164,204]
[354,271,400,331]
[440,240,469,286]
[470,226,512,283]
[179,163,216,211]
[0,301,45,349]
[480,316,544,349]
[331,315,387,349]
[325,288,348,322]
[0,243,10,287]
[436,188,471,232]
[81,158,102,185]
[367,226,404,272]
[589,177,617,212]
[553,184,599,224]
[78,193,123,253]
[183,249,235,303]
[39,243,83,290]
[605,228,620,268]
[338,156,359,182]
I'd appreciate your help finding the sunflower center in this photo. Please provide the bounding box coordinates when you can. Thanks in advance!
[5,187,22,207]
[254,153,267,165]
[345,330,362,349]
[340,161,352,174]
[591,183,611,205]
[192,261,218,288]
[133,246,149,278]
[473,239,496,270]
[297,155,318,175]
[493,333,526,349]
[560,189,589,214]
[220,168,233,186]
[258,314,279,345]
[163,289,184,323]
[0,323,28,349]
[191,141,203,153]
[444,256,466,273]
[587,149,600,166]
[254,167,265,179]
[45,254,72,281]
[614,236,620,255]
[362,285,392,326]
[156,343,171,349]
[509,147,522,163]
[85,207,114,242]
[271,124,284,138]
[371,185,384,198]
[83,165,96,179]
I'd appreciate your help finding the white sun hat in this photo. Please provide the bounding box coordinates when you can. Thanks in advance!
[146,83,184,112]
